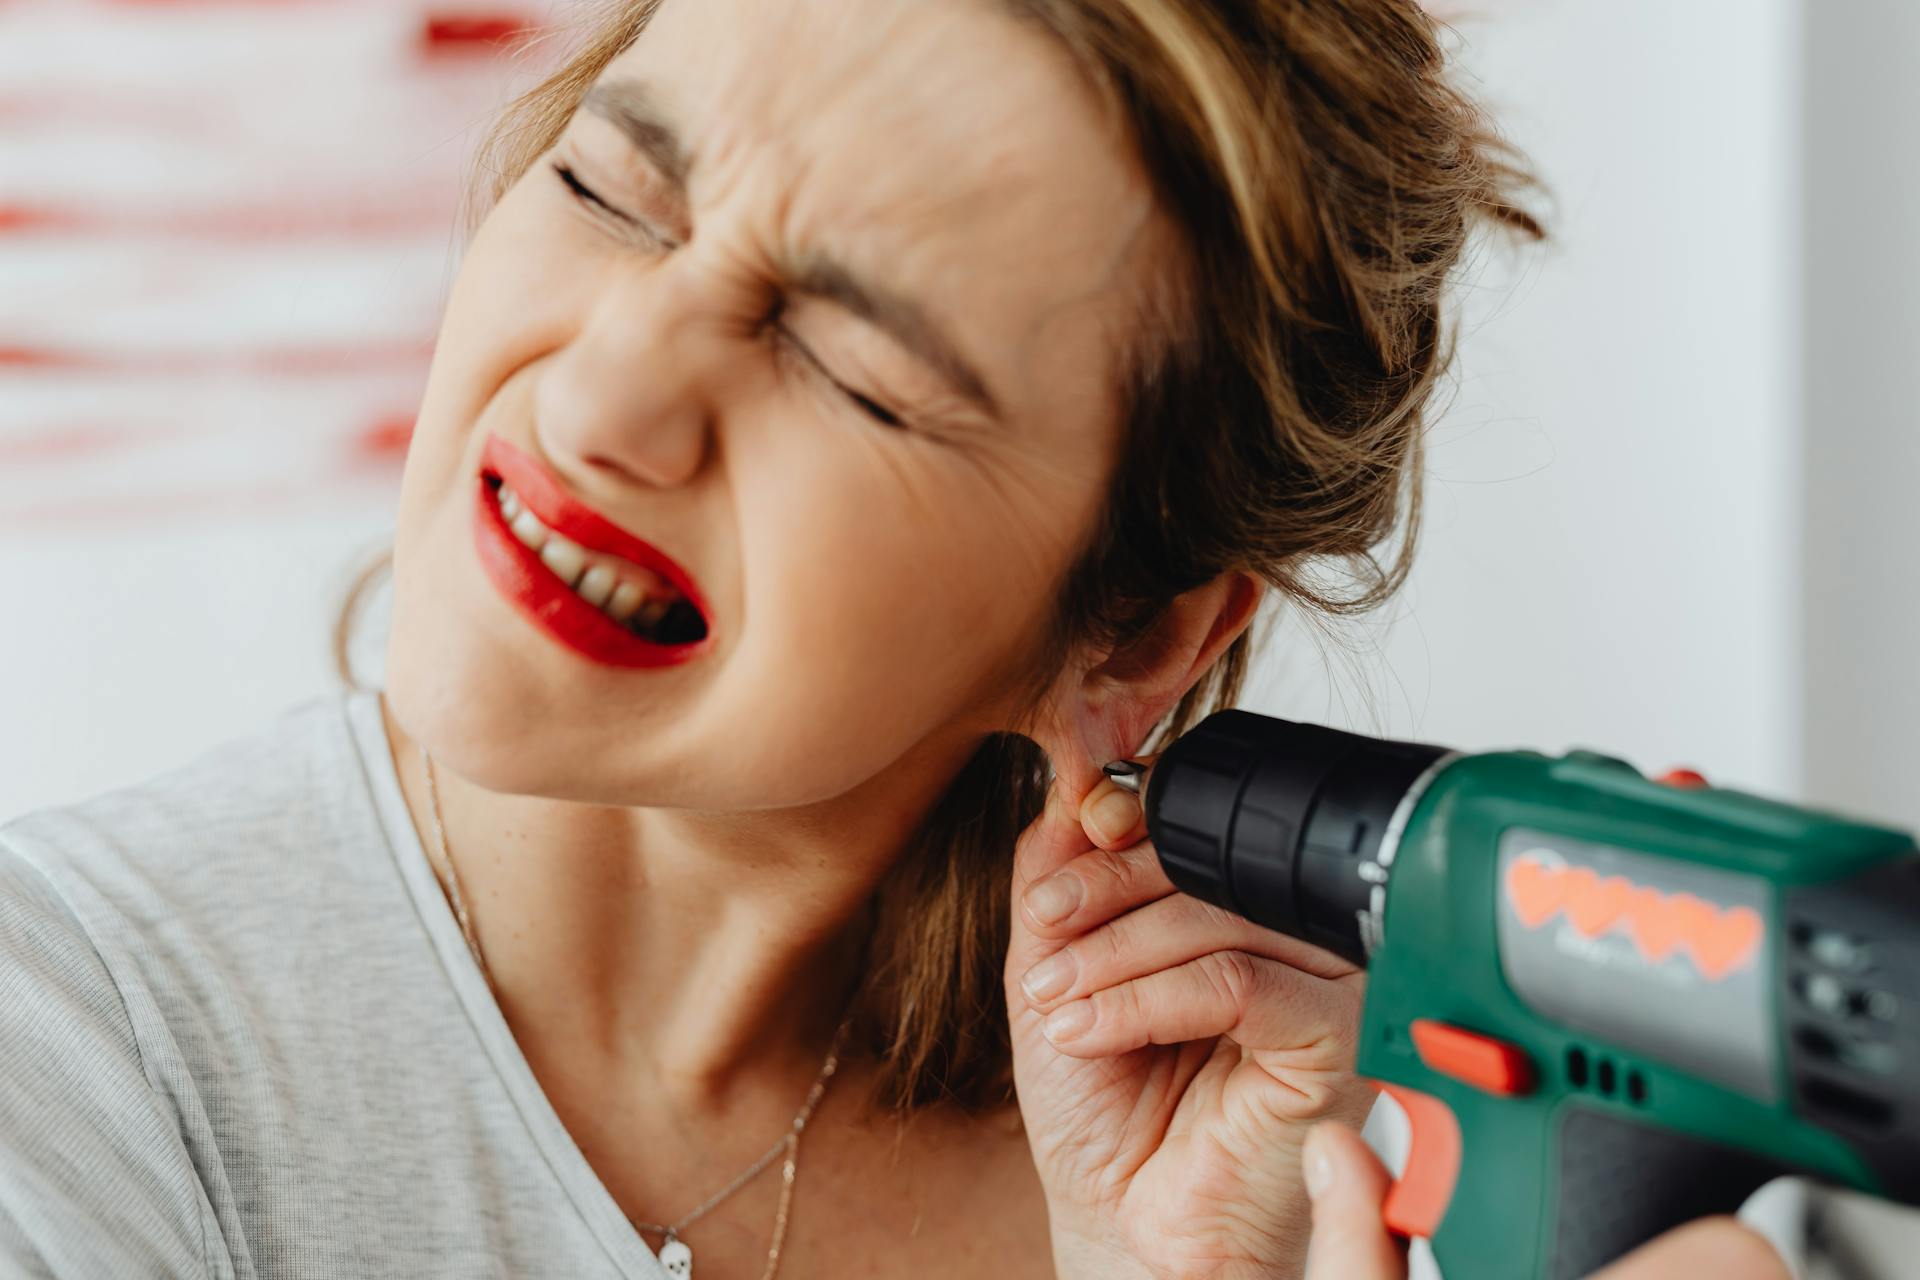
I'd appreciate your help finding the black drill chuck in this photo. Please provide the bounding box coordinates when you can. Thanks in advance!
[1142,709,1452,966]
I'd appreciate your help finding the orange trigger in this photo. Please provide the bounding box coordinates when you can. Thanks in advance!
[1378,1082,1462,1240]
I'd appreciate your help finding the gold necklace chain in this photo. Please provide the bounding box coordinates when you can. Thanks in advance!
[419,745,852,1280]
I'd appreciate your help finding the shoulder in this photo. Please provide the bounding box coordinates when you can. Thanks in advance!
[0,689,399,1277]
[0,687,424,1026]
[0,687,379,1041]
[0,839,215,1276]
[0,690,396,956]
[1,690,367,879]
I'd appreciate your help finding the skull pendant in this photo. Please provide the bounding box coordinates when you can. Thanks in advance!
[660,1236,692,1279]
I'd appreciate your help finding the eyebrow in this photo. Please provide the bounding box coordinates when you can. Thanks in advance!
[579,77,1004,422]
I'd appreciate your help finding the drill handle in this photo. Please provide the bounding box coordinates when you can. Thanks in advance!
[1391,1082,1800,1280]
[1527,1105,1798,1278]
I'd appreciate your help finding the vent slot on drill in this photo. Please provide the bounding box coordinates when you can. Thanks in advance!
[1800,1077,1894,1129]
[1564,1045,1650,1107]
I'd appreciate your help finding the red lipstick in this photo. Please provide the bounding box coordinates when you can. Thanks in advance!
[472,433,713,669]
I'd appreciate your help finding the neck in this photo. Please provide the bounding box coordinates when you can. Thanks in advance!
[380,693,962,1121]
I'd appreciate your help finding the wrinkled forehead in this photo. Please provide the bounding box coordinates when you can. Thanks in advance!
[604,0,1178,424]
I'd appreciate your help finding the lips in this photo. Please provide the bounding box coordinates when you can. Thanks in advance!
[472,433,714,669]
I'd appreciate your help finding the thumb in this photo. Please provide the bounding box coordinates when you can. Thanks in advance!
[1302,1121,1408,1280]
[1587,1215,1793,1280]
[1005,783,1098,978]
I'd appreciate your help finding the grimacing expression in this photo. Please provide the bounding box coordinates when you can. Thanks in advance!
[384,0,1180,809]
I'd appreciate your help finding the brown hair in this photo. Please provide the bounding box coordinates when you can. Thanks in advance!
[335,0,1543,1120]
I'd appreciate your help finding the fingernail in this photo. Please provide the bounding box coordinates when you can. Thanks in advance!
[1043,1001,1094,1043]
[1303,1128,1334,1200]
[1086,787,1140,844]
[1024,873,1082,925]
[1021,951,1076,1002]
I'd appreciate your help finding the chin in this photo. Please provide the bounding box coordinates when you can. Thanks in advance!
[383,615,561,784]
[380,618,690,804]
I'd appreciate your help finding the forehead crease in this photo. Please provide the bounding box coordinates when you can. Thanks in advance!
[666,0,970,143]
[778,73,1150,282]
[628,0,1174,396]
[662,0,1107,189]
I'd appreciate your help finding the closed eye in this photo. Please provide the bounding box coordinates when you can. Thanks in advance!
[551,161,678,252]
[773,324,908,430]
[845,388,904,429]
[552,161,906,430]
[552,161,627,221]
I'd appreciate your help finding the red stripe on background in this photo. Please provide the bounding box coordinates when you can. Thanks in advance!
[353,415,416,458]
[0,478,330,532]
[0,341,435,375]
[0,200,451,240]
[0,424,183,464]
[0,206,75,234]
[0,451,406,532]
[0,414,415,469]
[419,12,533,52]
[102,0,378,7]
[0,425,411,531]
[0,92,209,130]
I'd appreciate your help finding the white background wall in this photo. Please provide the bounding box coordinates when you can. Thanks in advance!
[1254,0,1816,804]
[4,0,1914,833]
[0,0,542,821]
[1802,0,1920,831]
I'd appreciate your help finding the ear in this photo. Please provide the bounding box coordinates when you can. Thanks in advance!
[1028,570,1263,809]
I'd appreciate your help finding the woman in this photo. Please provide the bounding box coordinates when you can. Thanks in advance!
[2,0,1547,1275]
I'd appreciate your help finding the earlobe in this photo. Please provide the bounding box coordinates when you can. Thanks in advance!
[1041,570,1263,805]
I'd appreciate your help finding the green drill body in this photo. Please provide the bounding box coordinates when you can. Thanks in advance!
[1359,748,1917,1278]
[1139,710,1920,1279]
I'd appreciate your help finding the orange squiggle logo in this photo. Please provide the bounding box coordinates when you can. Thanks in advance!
[1504,853,1764,981]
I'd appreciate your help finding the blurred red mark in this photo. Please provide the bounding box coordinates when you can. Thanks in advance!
[0,206,73,234]
[0,341,434,376]
[0,446,410,533]
[0,200,447,241]
[420,12,532,54]
[0,478,324,533]
[0,424,173,464]
[0,347,77,370]
[0,416,412,477]
[0,92,212,132]
[355,415,416,459]
[102,0,362,6]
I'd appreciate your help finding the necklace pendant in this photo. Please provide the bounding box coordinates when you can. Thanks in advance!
[659,1233,693,1279]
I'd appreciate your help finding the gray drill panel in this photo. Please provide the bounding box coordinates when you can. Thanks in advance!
[1495,826,1777,1102]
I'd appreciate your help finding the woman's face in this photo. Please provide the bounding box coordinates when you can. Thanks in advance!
[386,0,1178,809]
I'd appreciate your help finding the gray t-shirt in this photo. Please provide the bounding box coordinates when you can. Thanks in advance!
[7,690,1917,1280]
[0,689,670,1279]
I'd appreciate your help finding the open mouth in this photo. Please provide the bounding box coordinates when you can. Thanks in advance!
[471,433,713,667]
[482,472,708,646]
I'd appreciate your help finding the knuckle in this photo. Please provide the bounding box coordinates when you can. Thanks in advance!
[1200,949,1263,1008]
[1092,914,1134,970]
[1193,896,1247,935]
[1100,978,1145,1030]
[1083,845,1138,899]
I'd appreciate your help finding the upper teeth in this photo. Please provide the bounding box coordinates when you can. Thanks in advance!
[496,482,682,631]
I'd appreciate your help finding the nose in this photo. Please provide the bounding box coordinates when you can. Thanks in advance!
[533,255,724,490]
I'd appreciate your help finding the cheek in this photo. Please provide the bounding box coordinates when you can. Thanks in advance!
[397,182,597,523]
[734,438,1069,708]
[418,180,599,429]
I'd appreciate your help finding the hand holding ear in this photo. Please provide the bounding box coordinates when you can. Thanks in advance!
[1007,755,1376,1280]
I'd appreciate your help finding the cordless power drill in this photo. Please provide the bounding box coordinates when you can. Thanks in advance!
[1132,710,1920,1280]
